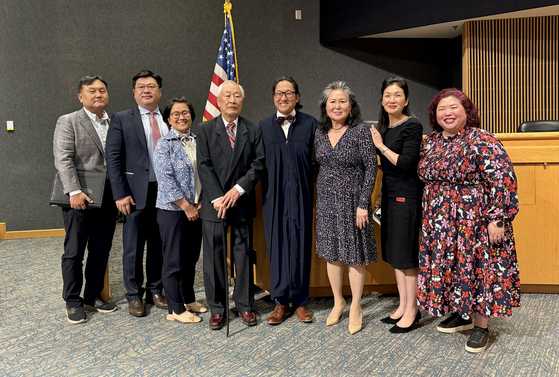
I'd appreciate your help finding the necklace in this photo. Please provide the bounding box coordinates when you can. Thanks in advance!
[331,125,346,130]
[388,116,409,129]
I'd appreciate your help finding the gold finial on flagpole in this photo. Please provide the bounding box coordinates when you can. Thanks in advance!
[224,0,232,14]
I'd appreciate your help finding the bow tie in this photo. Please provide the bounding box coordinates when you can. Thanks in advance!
[276,115,295,125]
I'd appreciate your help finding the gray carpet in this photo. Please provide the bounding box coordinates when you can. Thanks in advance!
[1,224,558,376]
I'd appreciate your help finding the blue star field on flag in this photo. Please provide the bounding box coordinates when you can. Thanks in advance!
[218,12,236,82]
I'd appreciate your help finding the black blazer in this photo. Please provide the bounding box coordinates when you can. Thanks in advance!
[106,106,169,210]
[196,116,265,223]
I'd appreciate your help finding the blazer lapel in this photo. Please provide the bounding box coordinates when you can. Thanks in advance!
[215,117,233,160]
[130,107,148,152]
[77,109,104,155]
[227,117,247,179]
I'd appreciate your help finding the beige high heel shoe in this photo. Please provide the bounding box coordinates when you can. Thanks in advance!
[348,307,363,334]
[326,298,346,326]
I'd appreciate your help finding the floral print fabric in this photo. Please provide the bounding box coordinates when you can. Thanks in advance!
[315,124,378,265]
[417,127,520,318]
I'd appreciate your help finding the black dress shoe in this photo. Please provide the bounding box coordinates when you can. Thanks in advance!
[389,311,421,333]
[380,315,402,325]
[209,314,225,330]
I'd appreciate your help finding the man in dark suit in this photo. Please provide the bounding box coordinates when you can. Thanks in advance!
[197,80,265,330]
[106,70,169,317]
[53,75,118,324]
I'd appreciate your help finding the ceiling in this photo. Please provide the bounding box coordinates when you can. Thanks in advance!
[362,5,559,39]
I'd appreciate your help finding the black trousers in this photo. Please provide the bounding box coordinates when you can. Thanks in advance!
[61,181,117,307]
[202,220,254,315]
[157,209,202,315]
[122,182,163,301]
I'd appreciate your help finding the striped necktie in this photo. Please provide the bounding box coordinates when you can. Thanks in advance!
[227,122,235,150]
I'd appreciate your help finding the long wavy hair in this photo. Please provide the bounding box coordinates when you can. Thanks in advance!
[376,77,413,136]
[427,88,481,132]
[317,81,362,132]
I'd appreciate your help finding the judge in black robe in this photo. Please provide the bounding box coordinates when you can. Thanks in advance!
[260,76,317,325]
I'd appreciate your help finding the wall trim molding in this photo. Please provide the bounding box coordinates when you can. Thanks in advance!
[0,223,65,240]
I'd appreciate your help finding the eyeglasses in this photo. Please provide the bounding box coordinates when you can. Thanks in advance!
[170,111,191,119]
[135,84,158,92]
[274,91,295,99]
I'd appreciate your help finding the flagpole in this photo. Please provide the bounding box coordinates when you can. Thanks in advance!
[224,0,239,84]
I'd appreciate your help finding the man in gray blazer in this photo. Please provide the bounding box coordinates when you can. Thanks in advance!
[53,75,118,324]
[197,81,265,330]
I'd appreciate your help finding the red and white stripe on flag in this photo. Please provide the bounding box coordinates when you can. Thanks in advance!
[203,64,226,121]
[203,7,237,122]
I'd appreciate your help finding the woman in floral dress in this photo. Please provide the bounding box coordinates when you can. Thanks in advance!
[417,88,520,353]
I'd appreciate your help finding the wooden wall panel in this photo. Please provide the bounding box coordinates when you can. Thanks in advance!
[463,16,558,133]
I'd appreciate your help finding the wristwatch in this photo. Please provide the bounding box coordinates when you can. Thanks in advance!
[381,146,388,155]
[493,220,504,228]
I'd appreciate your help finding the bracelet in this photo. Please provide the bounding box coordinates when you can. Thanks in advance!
[381,146,388,155]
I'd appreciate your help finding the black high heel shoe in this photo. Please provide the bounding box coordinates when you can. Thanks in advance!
[380,315,402,325]
[389,311,421,333]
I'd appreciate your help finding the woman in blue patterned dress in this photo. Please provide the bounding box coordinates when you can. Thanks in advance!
[154,97,206,324]
[315,81,378,335]
[417,89,520,353]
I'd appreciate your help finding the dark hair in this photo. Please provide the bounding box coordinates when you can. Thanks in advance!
[318,81,362,132]
[132,69,162,89]
[272,76,302,111]
[162,97,196,125]
[376,77,413,136]
[427,88,481,132]
[78,75,107,92]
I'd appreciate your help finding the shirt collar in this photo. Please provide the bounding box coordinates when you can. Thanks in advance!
[276,109,296,118]
[221,116,238,127]
[83,107,109,123]
[138,105,161,115]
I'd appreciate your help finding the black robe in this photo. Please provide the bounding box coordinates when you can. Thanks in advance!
[259,111,316,306]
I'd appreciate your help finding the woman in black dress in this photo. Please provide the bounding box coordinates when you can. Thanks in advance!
[370,77,423,333]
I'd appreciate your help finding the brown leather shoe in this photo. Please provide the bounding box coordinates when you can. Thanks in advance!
[267,304,290,325]
[294,306,313,323]
[209,314,225,330]
[239,311,257,326]
[128,300,146,317]
[147,294,168,309]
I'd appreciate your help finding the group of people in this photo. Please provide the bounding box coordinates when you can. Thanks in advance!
[53,70,520,354]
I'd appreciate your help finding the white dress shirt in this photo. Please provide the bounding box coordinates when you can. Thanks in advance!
[138,105,167,182]
[276,109,296,139]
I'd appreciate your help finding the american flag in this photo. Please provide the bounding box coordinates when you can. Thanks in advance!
[203,4,238,121]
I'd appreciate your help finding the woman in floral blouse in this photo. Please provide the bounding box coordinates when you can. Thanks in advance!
[417,88,520,353]
[154,97,207,324]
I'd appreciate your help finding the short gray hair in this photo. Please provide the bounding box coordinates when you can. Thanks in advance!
[216,80,245,99]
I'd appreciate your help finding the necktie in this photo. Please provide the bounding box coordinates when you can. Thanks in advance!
[276,115,295,125]
[227,122,235,150]
[150,111,162,148]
